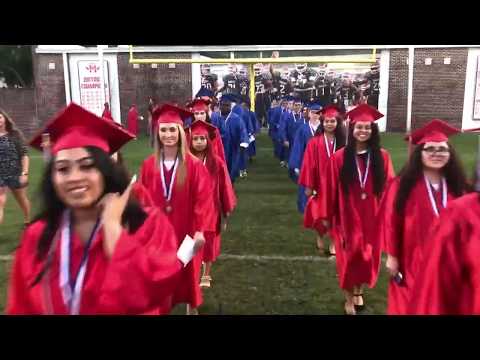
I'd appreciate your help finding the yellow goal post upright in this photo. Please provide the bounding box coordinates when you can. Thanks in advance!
[128,46,378,112]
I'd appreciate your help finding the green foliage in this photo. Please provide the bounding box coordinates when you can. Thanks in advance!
[0,45,33,88]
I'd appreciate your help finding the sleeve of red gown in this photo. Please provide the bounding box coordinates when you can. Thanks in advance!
[6,225,42,314]
[376,178,402,257]
[218,158,237,215]
[97,208,183,314]
[409,206,469,315]
[383,150,396,182]
[133,182,154,208]
[193,161,217,234]
[298,140,316,190]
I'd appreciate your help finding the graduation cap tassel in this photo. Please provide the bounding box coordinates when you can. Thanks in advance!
[345,118,350,146]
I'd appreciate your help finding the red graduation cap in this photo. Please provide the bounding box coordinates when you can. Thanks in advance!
[188,98,211,113]
[322,104,342,118]
[152,103,192,126]
[29,102,135,155]
[189,120,217,140]
[346,104,383,123]
[409,119,460,145]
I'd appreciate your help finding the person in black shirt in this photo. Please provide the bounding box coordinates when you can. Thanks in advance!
[364,64,380,108]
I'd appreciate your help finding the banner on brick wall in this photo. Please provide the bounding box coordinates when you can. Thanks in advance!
[474,56,480,119]
[77,60,111,115]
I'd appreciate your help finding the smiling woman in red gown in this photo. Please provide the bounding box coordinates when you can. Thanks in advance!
[320,104,395,315]
[139,104,216,315]
[7,103,203,315]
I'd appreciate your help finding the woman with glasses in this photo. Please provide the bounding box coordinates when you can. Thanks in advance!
[407,161,479,315]
[378,119,469,315]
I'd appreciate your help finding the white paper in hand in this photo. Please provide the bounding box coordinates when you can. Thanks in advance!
[177,235,196,267]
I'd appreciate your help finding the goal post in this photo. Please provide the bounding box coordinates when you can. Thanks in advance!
[128,45,378,111]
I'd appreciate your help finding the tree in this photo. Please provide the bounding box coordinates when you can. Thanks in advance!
[0,45,33,88]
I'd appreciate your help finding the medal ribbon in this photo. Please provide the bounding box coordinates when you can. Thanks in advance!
[424,175,447,217]
[323,133,336,158]
[355,151,371,192]
[59,210,101,315]
[159,154,179,203]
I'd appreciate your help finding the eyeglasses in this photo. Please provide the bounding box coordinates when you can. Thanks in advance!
[422,146,450,155]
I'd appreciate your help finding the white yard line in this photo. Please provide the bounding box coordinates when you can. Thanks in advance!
[0,253,332,263]
[218,254,333,262]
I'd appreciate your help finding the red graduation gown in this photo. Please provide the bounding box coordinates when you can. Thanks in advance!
[408,193,480,315]
[320,148,395,290]
[378,177,459,314]
[132,182,154,208]
[127,106,139,136]
[139,153,216,308]
[202,155,237,263]
[7,208,182,315]
[299,134,337,235]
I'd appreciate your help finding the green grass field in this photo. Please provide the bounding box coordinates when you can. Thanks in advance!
[0,131,477,314]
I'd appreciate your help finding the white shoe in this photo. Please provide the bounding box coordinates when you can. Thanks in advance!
[200,275,212,288]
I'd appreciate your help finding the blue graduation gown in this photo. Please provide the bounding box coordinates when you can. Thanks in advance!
[184,116,193,128]
[216,110,249,182]
[210,111,225,133]
[279,111,306,167]
[289,123,317,213]
[270,107,287,160]
[232,105,252,172]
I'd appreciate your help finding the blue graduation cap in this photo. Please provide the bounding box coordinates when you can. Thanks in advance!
[195,87,215,99]
[282,95,294,101]
[220,93,240,104]
[293,97,303,104]
[307,101,324,111]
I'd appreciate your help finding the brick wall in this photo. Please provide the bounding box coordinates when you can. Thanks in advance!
[387,49,409,132]
[117,53,192,133]
[387,48,468,132]
[411,48,467,129]
[0,88,36,138]
[33,53,66,129]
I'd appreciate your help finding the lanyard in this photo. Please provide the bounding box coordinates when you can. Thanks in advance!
[424,175,447,217]
[59,211,101,315]
[159,154,179,202]
[355,151,371,190]
[323,133,336,158]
